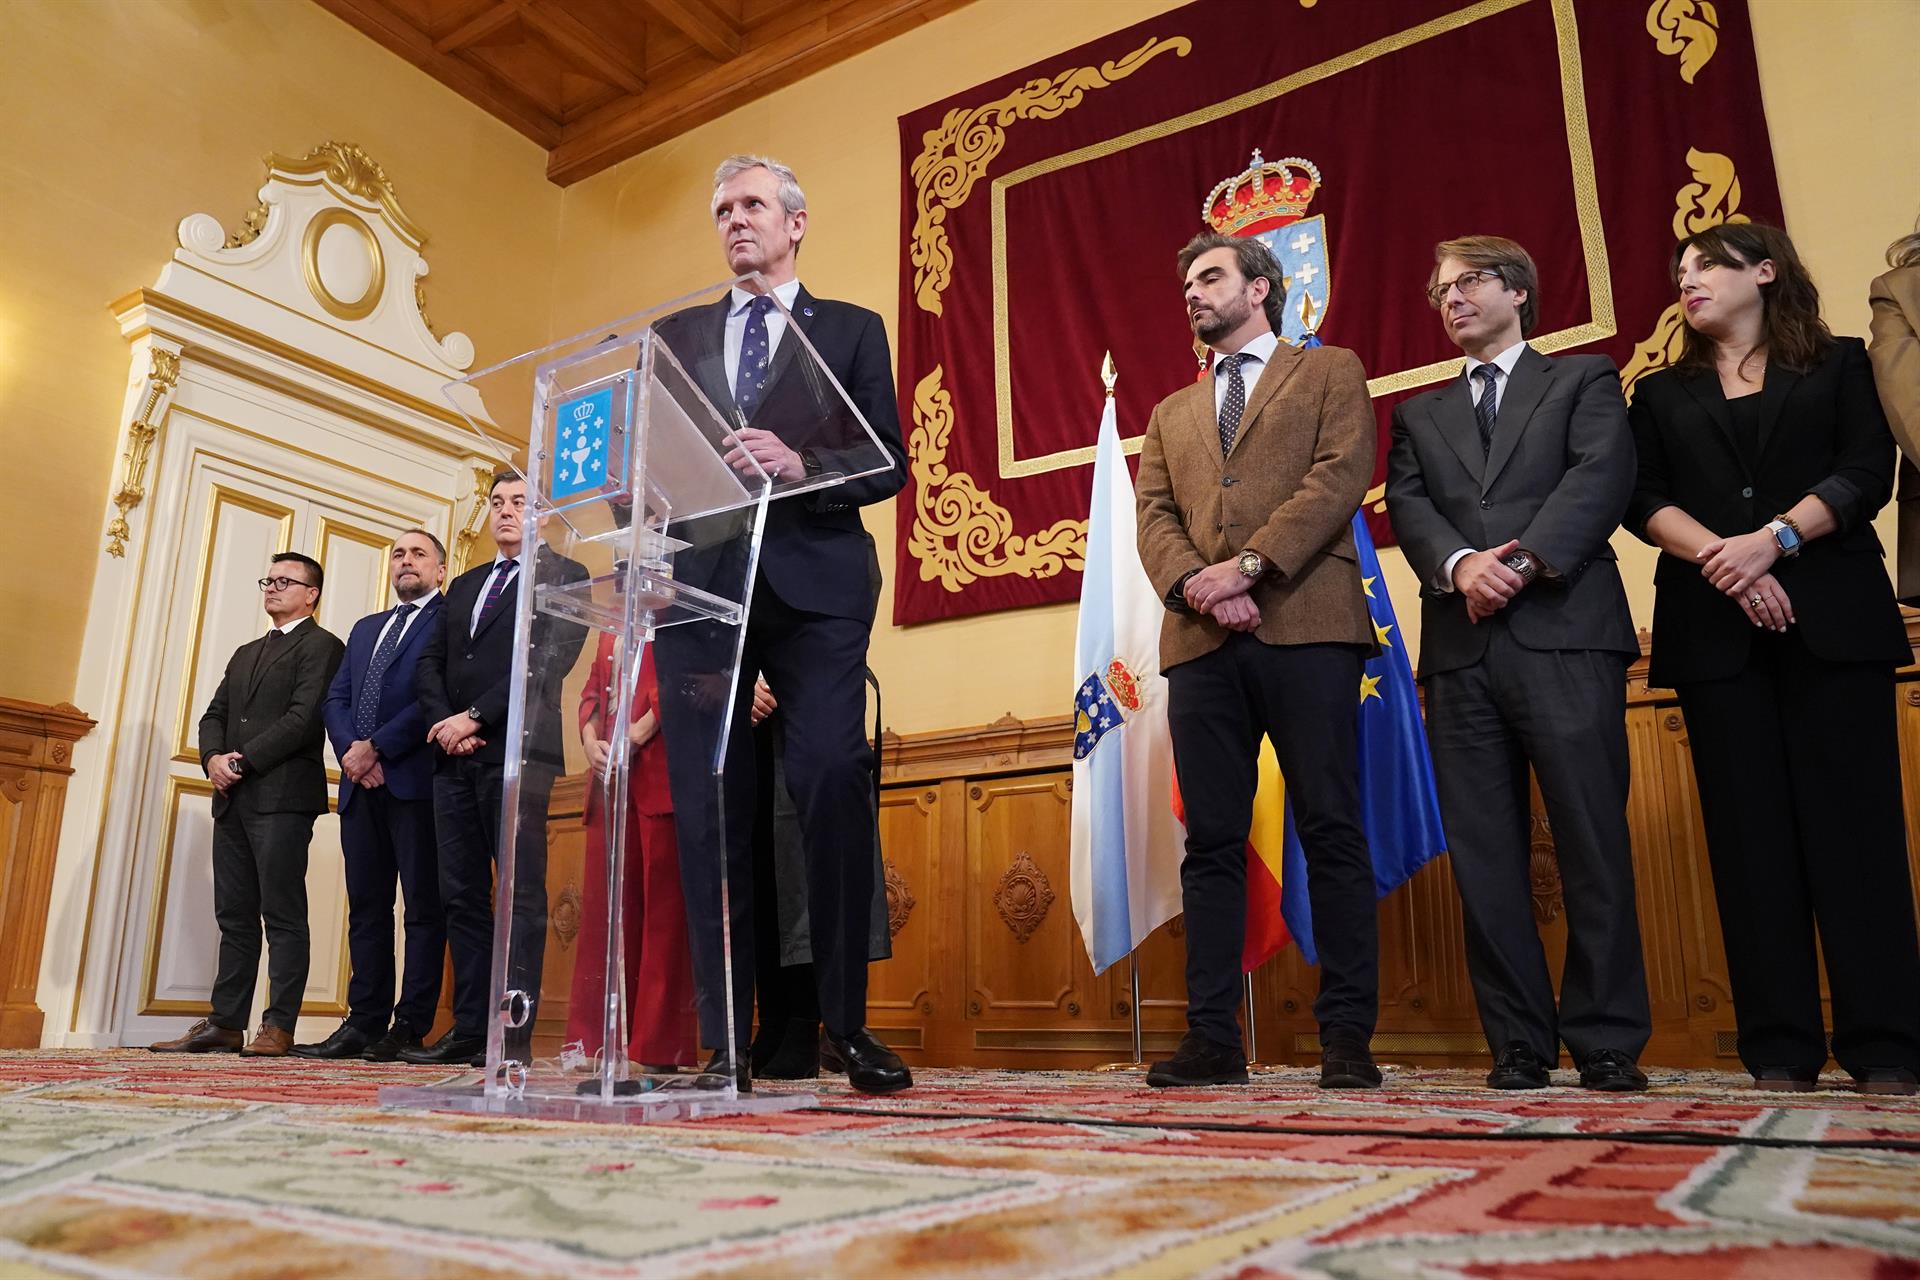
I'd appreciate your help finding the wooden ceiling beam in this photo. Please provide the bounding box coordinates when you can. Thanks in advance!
[310,0,563,147]
[432,0,519,54]
[549,0,971,185]
[521,1,647,94]
[632,0,741,62]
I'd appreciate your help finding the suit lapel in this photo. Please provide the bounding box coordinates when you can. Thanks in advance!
[1429,375,1486,487]
[1677,368,1742,473]
[1755,361,1802,463]
[748,286,820,426]
[469,561,519,642]
[1482,347,1555,491]
[1182,377,1223,473]
[1224,342,1301,462]
[247,624,300,698]
[386,596,441,672]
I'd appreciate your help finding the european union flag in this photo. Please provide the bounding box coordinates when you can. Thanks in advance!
[552,386,614,501]
[1072,674,1125,761]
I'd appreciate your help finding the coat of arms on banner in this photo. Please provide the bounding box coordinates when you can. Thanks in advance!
[1203,151,1330,346]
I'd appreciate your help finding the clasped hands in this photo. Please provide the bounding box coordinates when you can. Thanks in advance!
[206,751,245,792]
[1453,540,1526,623]
[340,739,387,789]
[1184,561,1262,632]
[427,712,486,757]
[1697,529,1794,632]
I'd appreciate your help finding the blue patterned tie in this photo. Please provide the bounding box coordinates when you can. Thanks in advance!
[353,603,416,740]
[1216,353,1249,457]
[733,295,776,420]
[1473,364,1501,456]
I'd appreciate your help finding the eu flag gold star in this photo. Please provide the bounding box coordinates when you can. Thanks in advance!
[1362,575,1377,600]
[1358,672,1383,704]
[1374,619,1395,648]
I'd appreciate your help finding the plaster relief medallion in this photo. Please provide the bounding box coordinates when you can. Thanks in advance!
[993,849,1055,944]
[551,881,583,951]
[884,859,915,938]
[302,208,385,321]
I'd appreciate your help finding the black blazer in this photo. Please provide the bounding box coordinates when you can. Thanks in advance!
[197,616,346,819]
[416,549,589,768]
[1386,348,1640,677]
[1626,336,1907,687]
[650,286,907,623]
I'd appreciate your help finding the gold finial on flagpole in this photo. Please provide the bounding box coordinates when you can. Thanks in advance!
[1101,350,1117,397]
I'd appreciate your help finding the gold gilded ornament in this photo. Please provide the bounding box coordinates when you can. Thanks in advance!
[1621,148,1748,401]
[104,348,183,558]
[1645,0,1719,84]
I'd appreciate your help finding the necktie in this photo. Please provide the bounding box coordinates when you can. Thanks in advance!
[1216,353,1249,457]
[475,559,516,633]
[733,295,776,420]
[353,603,417,740]
[1473,364,1501,456]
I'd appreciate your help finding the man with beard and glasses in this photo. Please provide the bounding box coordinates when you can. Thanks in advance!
[1134,231,1382,1090]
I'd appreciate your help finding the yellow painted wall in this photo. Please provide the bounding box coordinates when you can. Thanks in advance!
[546,0,1920,733]
[0,0,562,705]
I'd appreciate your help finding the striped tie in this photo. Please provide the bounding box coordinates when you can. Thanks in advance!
[1473,364,1501,456]
[475,560,516,633]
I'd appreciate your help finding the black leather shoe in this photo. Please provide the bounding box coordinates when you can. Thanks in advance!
[396,1031,484,1065]
[1579,1049,1648,1092]
[1319,1033,1382,1090]
[1147,1030,1248,1088]
[1752,1066,1819,1092]
[1487,1042,1551,1090]
[823,1029,912,1094]
[1856,1068,1918,1096]
[290,1023,374,1060]
[759,1019,821,1080]
[360,1028,424,1062]
[695,1048,752,1093]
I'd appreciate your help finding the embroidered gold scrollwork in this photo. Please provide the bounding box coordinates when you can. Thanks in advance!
[104,348,183,558]
[907,365,1086,592]
[1620,148,1748,402]
[1645,0,1719,84]
[908,35,1190,317]
[451,462,499,574]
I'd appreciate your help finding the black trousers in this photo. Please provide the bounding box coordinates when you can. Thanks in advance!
[434,757,554,1041]
[1677,629,1920,1077]
[656,580,875,1050]
[752,722,818,1030]
[1165,634,1377,1048]
[209,806,317,1033]
[340,786,445,1037]
[1423,624,1650,1063]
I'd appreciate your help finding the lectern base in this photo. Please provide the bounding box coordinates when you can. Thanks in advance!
[380,1076,816,1124]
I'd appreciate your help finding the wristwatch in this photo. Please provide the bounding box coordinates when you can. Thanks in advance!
[1500,548,1540,585]
[1766,516,1802,558]
[1237,549,1266,579]
[465,705,484,724]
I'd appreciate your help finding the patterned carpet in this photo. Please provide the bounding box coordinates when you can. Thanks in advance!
[2,1051,1918,1278]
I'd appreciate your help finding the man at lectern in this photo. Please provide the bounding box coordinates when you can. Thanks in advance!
[405,473,588,1066]
[651,155,912,1093]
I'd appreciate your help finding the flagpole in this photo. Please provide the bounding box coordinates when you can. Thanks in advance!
[1096,950,1147,1072]
[1243,973,1260,1066]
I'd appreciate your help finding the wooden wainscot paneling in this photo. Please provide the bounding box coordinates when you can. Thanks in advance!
[0,699,97,1047]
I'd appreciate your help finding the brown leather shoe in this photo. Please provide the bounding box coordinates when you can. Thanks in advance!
[149,1019,243,1053]
[239,1024,294,1057]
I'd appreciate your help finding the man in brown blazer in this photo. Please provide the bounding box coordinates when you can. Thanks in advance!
[1136,231,1381,1089]
[1868,246,1920,605]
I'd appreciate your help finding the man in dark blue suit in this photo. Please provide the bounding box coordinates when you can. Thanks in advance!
[649,155,911,1094]
[297,529,449,1061]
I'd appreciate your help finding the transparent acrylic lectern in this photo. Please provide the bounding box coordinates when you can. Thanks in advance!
[381,275,895,1122]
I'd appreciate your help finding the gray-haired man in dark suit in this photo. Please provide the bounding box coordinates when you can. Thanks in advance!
[1386,235,1651,1092]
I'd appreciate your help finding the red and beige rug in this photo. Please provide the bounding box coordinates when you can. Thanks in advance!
[2,1051,1917,1278]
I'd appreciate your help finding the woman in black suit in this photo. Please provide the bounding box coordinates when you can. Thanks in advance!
[1627,222,1920,1094]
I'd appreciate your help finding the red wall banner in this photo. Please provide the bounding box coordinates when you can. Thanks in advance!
[892,0,1779,625]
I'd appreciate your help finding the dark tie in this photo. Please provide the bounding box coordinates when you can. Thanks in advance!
[1473,364,1501,456]
[475,560,516,633]
[733,295,776,420]
[353,603,417,740]
[1216,353,1250,457]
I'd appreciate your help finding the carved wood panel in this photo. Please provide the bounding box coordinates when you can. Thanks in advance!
[963,774,1091,1021]
[869,786,940,1025]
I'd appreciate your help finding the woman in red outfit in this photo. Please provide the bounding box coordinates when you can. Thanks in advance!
[564,635,698,1068]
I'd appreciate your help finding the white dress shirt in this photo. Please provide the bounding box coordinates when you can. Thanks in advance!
[270,614,312,637]
[1439,341,1531,590]
[470,556,519,634]
[1210,329,1283,417]
[723,278,804,395]
[371,588,439,652]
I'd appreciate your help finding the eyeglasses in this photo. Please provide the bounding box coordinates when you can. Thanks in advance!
[257,576,314,591]
[1427,268,1504,309]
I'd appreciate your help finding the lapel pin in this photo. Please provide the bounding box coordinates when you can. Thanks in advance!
[802,306,814,318]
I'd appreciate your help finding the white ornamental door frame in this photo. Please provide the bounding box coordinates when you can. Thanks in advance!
[41,143,502,1047]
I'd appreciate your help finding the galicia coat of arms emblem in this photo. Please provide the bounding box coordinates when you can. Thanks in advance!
[1202,151,1330,347]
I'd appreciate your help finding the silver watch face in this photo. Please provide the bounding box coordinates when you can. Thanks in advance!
[1240,552,1261,577]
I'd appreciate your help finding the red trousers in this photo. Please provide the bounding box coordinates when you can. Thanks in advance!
[565,802,698,1065]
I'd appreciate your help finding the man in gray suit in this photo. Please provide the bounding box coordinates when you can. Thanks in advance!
[152,552,345,1058]
[1386,235,1650,1091]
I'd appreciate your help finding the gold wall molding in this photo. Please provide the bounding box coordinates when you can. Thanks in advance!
[104,349,183,558]
[1621,148,1749,401]
[907,35,1190,317]
[451,462,500,574]
[905,365,1085,593]
[270,142,429,249]
[300,208,386,322]
[1646,0,1719,83]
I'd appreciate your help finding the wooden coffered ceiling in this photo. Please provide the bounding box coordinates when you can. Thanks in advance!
[312,0,974,186]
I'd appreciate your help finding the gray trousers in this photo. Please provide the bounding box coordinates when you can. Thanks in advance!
[1423,623,1650,1064]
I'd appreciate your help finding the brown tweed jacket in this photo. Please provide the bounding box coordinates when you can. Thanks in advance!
[1135,339,1378,672]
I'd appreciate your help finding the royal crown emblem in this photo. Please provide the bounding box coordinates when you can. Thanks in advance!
[1201,150,1333,347]
[1105,658,1142,712]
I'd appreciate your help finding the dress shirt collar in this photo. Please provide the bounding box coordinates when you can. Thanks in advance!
[270,614,312,636]
[729,278,803,316]
[1463,339,1528,382]
[395,588,438,611]
[1211,327,1281,373]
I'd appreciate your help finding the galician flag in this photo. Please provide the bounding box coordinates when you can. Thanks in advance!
[1069,383,1186,976]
